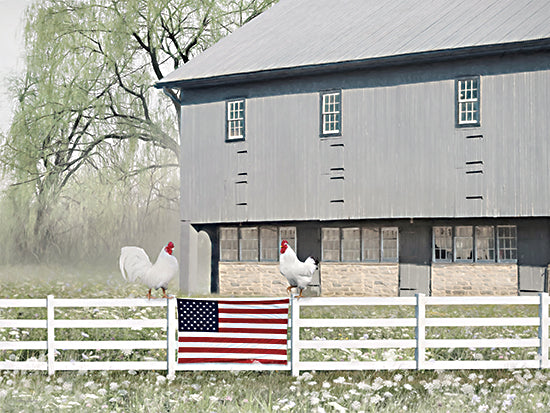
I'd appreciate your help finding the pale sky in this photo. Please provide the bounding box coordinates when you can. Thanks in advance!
[0,0,33,133]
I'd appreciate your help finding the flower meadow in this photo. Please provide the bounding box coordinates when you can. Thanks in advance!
[2,265,550,412]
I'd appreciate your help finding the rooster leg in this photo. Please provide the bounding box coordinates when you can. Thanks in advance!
[161,288,173,299]
[297,288,304,299]
[147,289,156,300]
[286,285,294,295]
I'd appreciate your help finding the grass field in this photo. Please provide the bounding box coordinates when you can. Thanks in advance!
[2,264,550,412]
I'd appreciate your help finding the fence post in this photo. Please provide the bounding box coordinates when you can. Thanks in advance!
[290,295,300,376]
[167,298,177,378]
[47,295,55,376]
[415,293,426,371]
[539,293,549,369]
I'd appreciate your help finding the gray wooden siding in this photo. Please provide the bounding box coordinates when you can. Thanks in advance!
[180,53,550,224]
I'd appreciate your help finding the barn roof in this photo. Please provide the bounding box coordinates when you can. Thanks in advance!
[156,0,550,88]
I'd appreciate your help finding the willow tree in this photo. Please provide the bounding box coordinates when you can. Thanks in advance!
[1,0,278,262]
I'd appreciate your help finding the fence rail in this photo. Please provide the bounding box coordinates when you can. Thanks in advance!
[1,294,549,375]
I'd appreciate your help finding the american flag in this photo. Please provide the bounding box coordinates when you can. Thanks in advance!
[177,298,290,365]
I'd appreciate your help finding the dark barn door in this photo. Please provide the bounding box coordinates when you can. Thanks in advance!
[399,223,432,296]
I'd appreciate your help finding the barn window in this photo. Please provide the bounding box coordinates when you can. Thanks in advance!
[381,227,399,262]
[456,77,480,127]
[219,228,239,261]
[432,225,516,263]
[362,227,380,261]
[260,226,278,261]
[342,227,361,262]
[475,226,495,261]
[239,227,258,261]
[220,226,296,262]
[322,226,398,262]
[226,99,245,140]
[320,90,341,136]
[433,226,452,261]
[498,225,517,261]
[455,226,473,261]
[321,228,341,261]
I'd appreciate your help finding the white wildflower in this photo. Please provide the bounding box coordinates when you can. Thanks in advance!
[461,383,475,395]
[83,394,99,400]
[322,382,331,389]
[310,396,320,405]
[109,382,119,391]
[327,401,347,412]
[403,383,413,391]
[97,389,107,396]
[370,394,384,404]
[393,373,403,382]
[333,377,346,384]
[299,372,314,381]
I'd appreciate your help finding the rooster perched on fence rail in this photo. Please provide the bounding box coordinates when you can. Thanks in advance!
[119,242,178,299]
[279,240,318,299]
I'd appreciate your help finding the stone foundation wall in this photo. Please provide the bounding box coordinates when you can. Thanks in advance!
[219,262,519,297]
[431,263,518,296]
[320,263,399,296]
[219,262,288,296]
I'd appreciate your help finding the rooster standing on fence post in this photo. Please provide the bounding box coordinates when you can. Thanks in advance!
[119,242,178,299]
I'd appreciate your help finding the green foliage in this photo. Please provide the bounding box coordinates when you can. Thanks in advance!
[0,0,279,263]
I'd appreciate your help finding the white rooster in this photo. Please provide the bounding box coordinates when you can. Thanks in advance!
[279,240,318,298]
[119,241,178,299]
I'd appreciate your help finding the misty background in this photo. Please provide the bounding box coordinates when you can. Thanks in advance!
[0,1,278,267]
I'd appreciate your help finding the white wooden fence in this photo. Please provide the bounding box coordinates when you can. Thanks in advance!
[1,294,548,376]
[291,294,549,376]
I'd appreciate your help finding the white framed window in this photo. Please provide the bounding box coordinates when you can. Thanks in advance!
[457,77,480,126]
[226,99,245,140]
[320,90,341,136]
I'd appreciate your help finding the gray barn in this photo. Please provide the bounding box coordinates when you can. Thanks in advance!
[156,0,550,297]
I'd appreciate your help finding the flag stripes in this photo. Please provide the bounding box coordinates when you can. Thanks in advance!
[177,297,290,365]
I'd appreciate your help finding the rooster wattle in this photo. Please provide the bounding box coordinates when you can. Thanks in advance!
[279,240,318,298]
[119,241,178,299]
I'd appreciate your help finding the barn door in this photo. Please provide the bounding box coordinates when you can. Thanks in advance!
[399,263,431,296]
[518,266,546,295]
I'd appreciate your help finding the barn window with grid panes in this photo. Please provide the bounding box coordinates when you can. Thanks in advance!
[226,99,245,140]
[432,225,516,263]
[220,226,296,262]
[457,77,480,126]
[455,226,473,261]
[321,228,341,261]
[362,227,380,261]
[381,228,398,262]
[433,226,452,261]
[322,226,398,263]
[498,225,517,261]
[475,226,495,261]
[239,227,258,261]
[320,91,341,136]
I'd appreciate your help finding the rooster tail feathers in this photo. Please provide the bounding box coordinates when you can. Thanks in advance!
[304,256,319,274]
[119,250,128,281]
